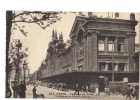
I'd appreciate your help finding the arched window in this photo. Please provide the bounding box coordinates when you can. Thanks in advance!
[118,39,124,52]
[108,39,114,51]
[98,40,104,51]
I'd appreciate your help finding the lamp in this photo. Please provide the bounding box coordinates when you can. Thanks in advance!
[23,60,27,84]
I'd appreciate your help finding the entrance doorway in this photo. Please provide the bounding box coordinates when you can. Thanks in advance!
[98,76,105,91]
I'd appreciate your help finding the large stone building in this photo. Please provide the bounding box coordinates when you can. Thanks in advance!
[39,13,139,90]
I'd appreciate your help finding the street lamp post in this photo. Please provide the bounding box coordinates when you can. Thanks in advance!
[23,60,27,85]
[15,40,22,84]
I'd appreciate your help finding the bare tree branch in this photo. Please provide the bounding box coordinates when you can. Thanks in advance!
[12,11,60,20]
[12,20,42,23]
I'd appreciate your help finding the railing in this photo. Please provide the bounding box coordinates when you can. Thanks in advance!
[98,51,128,56]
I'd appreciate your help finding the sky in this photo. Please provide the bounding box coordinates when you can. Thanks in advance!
[10,12,140,74]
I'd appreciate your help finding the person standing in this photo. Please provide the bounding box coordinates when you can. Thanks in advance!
[32,86,37,98]
[12,82,18,98]
[95,84,100,96]
[86,85,89,93]
[18,82,22,98]
[19,81,27,98]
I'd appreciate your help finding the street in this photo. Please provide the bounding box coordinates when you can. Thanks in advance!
[25,85,132,100]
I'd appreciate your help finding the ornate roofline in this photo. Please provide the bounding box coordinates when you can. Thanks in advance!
[69,16,87,38]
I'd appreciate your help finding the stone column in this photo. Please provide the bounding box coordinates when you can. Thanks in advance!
[71,42,76,71]
[114,63,118,71]
[105,63,108,71]
[90,31,98,71]
[104,36,108,51]
[84,37,88,71]
[123,37,127,52]
[87,33,92,71]
[127,32,136,71]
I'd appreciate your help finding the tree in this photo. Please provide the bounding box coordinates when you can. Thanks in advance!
[8,40,28,81]
[6,11,62,96]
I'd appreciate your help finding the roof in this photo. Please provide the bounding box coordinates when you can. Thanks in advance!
[69,15,138,38]
[69,16,87,38]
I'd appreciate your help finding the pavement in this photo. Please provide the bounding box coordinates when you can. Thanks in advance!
[25,85,135,100]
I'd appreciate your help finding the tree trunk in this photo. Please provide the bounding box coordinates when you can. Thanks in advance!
[6,11,12,92]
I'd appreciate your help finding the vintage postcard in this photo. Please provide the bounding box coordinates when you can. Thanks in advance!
[5,11,139,99]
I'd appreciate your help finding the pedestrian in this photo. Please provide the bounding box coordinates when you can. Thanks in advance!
[104,86,110,96]
[95,84,100,96]
[86,85,89,93]
[6,83,12,98]
[17,82,22,98]
[19,81,27,98]
[11,82,17,98]
[126,85,132,100]
[134,85,139,100]
[33,86,37,98]
[74,84,80,95]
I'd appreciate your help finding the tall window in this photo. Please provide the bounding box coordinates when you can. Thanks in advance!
[108,39,114,51]
[118,63,125,71]
[118,40,124,52]
[77,30,84,57]
[99,62,105,71]
[98,40,104,51]
[77,30,84,46]
[108,63,113,71]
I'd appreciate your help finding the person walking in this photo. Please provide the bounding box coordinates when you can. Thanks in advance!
[134,85,139,100]
[74,84,80,95]
[126,85,132,100]
[104,86,110,96]
[32,86,37,98]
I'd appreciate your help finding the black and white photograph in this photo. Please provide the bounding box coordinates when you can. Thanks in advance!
[5,11,139,99]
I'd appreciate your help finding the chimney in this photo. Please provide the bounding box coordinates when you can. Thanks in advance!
[88,12,92,17]
[79,12,82,16]
[130,13,135,21]
[115,12,119,18]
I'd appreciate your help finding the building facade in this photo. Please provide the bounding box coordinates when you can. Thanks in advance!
[10,64,30,83]
[39,13,139,90]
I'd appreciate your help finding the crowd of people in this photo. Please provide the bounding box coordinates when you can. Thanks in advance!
[6,81,38,99]
[125,85,139,100]
[6,81,139,100]
[73,83,139,100]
